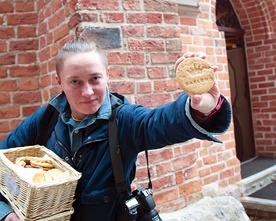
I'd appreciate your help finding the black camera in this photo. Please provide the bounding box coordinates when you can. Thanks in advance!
[116,186,162,221]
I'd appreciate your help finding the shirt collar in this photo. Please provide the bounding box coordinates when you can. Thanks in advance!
[49,88,112,127]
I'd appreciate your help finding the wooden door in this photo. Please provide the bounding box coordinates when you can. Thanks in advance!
[227,48,255,162]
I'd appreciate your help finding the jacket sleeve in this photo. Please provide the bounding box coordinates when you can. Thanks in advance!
[0,199,13,221]
[0,106,46,150]
[117,93,232,153]
[0,106,46,220]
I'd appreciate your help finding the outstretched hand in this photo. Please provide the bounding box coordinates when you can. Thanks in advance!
[175,52,220,114]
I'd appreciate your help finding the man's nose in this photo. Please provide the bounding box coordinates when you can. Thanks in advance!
[82,83,94,96]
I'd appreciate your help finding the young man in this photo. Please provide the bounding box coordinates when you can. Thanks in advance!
[0,39,231,221]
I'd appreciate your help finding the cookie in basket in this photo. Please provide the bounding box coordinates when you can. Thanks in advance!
[176,57,215,95]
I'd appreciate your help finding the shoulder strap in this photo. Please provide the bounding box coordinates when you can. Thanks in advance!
[35,104,59,146]
[108,107,128,196]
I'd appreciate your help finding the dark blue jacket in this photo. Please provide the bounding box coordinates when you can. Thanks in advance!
[0,92,231,221]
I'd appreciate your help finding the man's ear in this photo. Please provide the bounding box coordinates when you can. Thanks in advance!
[55,74,61,85]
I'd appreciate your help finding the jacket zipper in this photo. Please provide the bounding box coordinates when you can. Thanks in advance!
[72,138,108,165]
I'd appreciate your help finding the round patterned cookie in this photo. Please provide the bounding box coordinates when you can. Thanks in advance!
[176,57,215,95]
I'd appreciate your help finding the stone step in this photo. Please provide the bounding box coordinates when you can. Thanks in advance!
[241,197,276,219]
[241,165,276,196]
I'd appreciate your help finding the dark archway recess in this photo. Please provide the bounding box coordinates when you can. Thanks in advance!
[216,0,256,162]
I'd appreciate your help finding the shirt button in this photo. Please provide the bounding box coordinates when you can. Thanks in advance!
[65,156,69,161]
[88,136,91,139]
[74,130,79,134]
[104,195,110,203]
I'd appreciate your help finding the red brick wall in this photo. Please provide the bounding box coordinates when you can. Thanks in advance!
[231,0,276,157]
[0,0,240,214]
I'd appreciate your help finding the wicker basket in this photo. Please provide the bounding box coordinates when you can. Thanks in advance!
[0,145,81,221]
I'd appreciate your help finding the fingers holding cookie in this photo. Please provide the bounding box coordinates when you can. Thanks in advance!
[176,56,215,95]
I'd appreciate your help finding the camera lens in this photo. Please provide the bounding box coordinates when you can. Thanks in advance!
[137,209,162,221]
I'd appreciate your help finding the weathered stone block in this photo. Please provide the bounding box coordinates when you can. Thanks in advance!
[78,26,121,49]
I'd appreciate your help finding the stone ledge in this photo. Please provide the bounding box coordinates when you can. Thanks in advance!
[160,196,250,221]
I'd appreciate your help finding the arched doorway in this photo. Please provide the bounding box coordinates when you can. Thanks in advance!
[216,0,255,162]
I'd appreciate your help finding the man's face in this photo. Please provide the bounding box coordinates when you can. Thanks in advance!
[57,51,109,120]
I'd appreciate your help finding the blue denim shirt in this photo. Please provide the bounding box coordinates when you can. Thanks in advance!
[50,89,112,154]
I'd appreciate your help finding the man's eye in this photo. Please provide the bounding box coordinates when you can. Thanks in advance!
[92,77,100,81]
[71,80,79,85]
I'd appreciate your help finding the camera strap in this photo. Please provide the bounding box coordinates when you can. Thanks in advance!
[109,107,128,195]
[109,107,153,197]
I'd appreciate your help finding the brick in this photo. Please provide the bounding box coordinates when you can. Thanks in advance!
[78,26,121,49]
[127,67,145,78]
[0,93,10,105]
[0,106,20,119]
[179,180,202,196]
[108,81,135,94]
[48,9,65,30]
[136,81,152,93]
[15,1,35,12]
[77,0,119,10]
[9,39,39,51]
[144,0,177,12]
[107,52,144,65]
[108,66,125,79]
[102,12,124,23]
[7,13,38,25]
[0,54,15,65]
[18,26,36,38]
[128,39,164,51]
[0,121,10,133]
[122,25,144,37]
[220,168,235,180]
[0,80,17,91]
[180,17,196,26]
[211,163,225,173]
[13,91,42,104]
[203,155,217,165]
[154,188,179,205]
[175,171,184,184]
[122,0,140,10]
[0,67,7,78]
[0,41,6,53]
[152,175,174,191]
[18,52,37,64]
[164,13,179,24]
[39,46,51,62]
[182,142,200,154]
[54,23,70,41]
[22,105,40,117]
[151,52,181,64]
[183,166,198,179]
[147,26,181,38]
[199,166,211,177]
[18,78,39,91]
[154,79,178,92]
[49,0,63,14]
[156,161,172,175]
[127,12,162,24]
[172,153,197,170]
[10,65,40,77]
[147,67,167,79]
[203,174,219,185]
[135,94,172,108]
[166,39,182,51]
[147,148,173,164]
[0,2,13,13]
[0,27,15,39]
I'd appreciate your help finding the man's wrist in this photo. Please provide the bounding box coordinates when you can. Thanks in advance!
[193,96,224,119]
